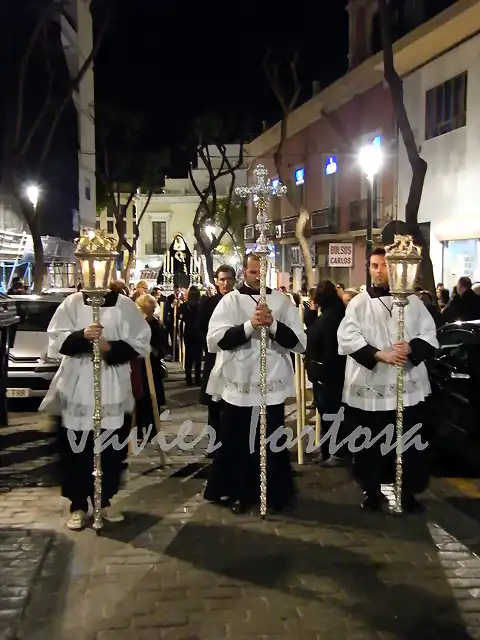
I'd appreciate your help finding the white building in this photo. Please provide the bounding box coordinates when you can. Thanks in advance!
[60,0,96,230]
[134,144,249,281]
[398,2,480,289]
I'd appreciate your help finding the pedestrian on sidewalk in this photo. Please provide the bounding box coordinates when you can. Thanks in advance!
[337,247,438,513]
[39,289,151,530]
[305,280,347,467]
[198,265,236,458]
[134,293,167,443]
[179,286,203,386]
[204,253,306,514]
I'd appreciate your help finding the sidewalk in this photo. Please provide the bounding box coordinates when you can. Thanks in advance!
[1,365,480,640]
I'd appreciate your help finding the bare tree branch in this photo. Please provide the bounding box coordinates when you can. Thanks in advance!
[15,3,56,148]
[264,49,314,290]
[378,0,435,296]
[38,18,108,168]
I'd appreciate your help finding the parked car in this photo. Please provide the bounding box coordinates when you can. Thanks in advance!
[7,294,65,399]
[429,319,480,457]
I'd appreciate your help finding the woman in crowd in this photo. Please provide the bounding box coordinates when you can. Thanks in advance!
[179,286,203,386]
[305,280,347,467]
[134,293,167,443]
[40,287,150,530]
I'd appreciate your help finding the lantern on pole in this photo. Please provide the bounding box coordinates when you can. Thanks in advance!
[75,228,118,534]
[384,234,422,514]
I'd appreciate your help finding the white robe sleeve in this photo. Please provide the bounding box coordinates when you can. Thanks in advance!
[206,291,238,354]
[337,294,370,356]
[279,296,306,354]
[117,295,151,358]
[46,293,82,358]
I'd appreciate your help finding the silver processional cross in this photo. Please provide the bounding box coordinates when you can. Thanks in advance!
[235,165,287,518]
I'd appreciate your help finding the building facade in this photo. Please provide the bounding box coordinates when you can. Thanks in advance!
[134,145,248,282]
[246,0,478,290]
[397,6,480,289]
[61,0,97,230]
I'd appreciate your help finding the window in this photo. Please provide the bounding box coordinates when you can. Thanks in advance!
[85,178,91,201]
[323,156,338,210]
[152,221,167,253]
[107,220,114,234]
[295,168,304,185]
[95,220,100,229]
[425,72,467,140]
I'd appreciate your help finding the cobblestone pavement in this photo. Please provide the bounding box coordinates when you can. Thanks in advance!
[1,365,480,639]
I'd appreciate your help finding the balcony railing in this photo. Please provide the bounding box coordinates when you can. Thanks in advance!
[144,243,167,256]
[310,207,338,233]
[348,199,392,231]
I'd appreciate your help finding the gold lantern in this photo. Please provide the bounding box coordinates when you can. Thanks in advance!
[385,234,422,514]
[75,228,118,534]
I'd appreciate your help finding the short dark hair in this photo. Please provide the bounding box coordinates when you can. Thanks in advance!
[314,280,339,307]
[243,252,260,269]
[215,264,236,279]
[458,276,472,290]
[367,247,386,266]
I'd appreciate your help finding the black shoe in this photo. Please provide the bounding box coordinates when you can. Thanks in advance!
[402,496,425,514]
[361,492,383,512]
[231,501,248,514]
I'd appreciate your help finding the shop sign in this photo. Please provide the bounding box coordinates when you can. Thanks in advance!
[328,242,354,267]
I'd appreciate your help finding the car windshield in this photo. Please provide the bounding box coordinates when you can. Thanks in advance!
[15,300,59,331]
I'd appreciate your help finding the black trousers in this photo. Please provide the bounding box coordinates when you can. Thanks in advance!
[347,402,430,497]
[204,401,295,509]
[56,419,130,513]
[185,343,202,383]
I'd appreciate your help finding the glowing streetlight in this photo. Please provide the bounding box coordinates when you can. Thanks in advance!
[204,225,216,240]
[26,185,40,210]
[358,137,383,181]
[358,137,384,287]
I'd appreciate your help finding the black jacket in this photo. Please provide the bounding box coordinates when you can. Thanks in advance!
[443,289,480,323]
[306,298,346,392]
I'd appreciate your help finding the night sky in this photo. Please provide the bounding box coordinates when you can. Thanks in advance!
[94,0,349,169]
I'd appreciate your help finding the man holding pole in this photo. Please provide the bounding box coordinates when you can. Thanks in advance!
[204,253,306,514]
[337,247,438,513]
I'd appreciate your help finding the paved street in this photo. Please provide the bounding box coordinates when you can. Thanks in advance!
[1,364,480,640]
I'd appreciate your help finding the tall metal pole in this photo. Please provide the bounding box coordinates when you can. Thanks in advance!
[236,166,287,518]
[365,177,373,288]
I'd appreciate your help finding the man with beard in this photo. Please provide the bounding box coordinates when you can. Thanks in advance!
[337,247,438,513]
[198,265,236,457]
[204,253,306,514]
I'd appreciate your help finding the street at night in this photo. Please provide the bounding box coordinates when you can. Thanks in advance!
[1,364,480,640]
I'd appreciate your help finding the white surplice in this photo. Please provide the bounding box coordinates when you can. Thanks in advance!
[206,289,306,407]
[337,292,438,412]
[39,292,151,430]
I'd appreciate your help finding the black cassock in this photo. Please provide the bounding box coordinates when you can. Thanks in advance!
[204,284,300,511]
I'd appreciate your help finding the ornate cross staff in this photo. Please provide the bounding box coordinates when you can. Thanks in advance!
[236,165,287,518]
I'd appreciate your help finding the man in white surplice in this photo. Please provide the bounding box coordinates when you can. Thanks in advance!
[40,289,150,530]
[337,247,438,513]
[204,253,306,514]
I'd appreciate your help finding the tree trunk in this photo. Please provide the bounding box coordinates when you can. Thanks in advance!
[203,250,214,284]
[295,210,315,291]
[23,211,45,294]
[378,0,436,298]
[124,244,135,283]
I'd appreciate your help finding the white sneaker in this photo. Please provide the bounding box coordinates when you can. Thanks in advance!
[101,506,124,522]
[67,510,86,530]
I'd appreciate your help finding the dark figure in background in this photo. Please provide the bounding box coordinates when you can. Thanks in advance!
[306,280,347,467]
[163,285,182,360]
[443,277,480,323]
[179,286,203,386]
[304,287,319,328]
[198,265,236,455]
[135,293,166,441]
[418,290,445,329]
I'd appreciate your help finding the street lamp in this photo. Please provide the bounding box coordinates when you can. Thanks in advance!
[75,227,118,535]
[204,225,216,241]
[358,137,383,287]
[26,185,40,210]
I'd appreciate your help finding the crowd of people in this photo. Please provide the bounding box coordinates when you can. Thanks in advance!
[34,255,480,529]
